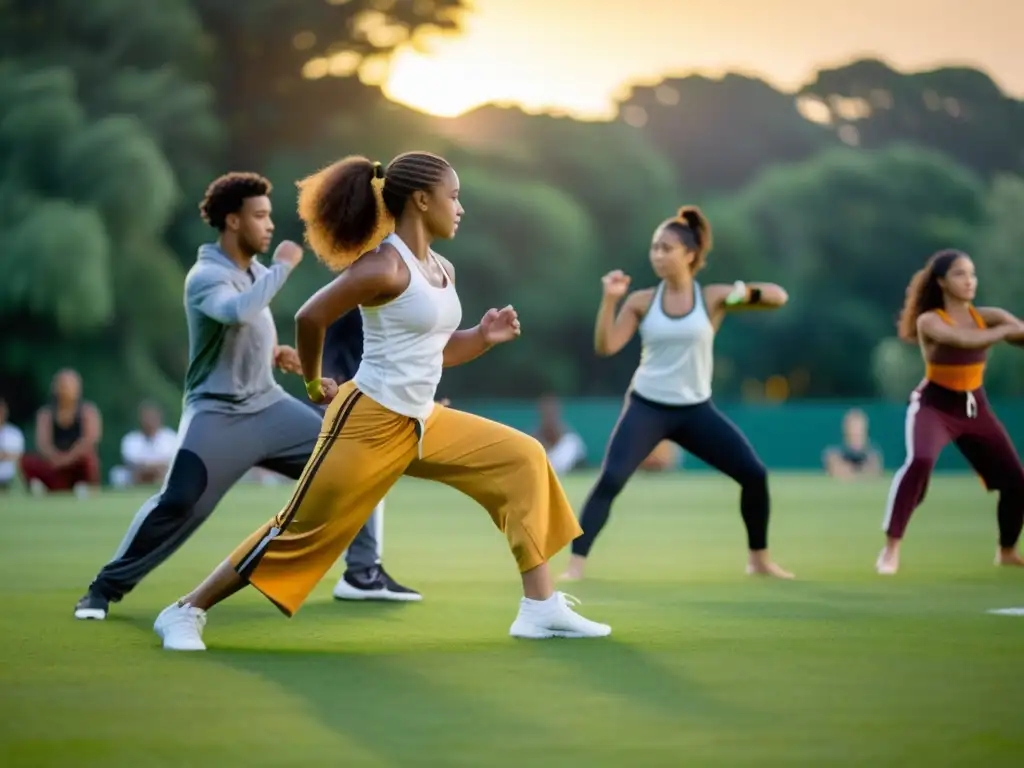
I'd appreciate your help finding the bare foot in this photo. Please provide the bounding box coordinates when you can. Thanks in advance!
[746,551,795,579]
[996,548,1024,567]
[876,545,900,575]
[559,554,587,582]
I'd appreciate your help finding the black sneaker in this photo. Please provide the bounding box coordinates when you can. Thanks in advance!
[74,590,109,620]
[332,564,422,602]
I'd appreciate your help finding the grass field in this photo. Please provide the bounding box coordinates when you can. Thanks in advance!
[2,471,1023,767]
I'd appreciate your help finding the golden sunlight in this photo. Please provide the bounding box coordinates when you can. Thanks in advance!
[379,0,1023,120]
[383,43,618,120]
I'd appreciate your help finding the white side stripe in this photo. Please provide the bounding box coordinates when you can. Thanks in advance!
[882,393,921,533]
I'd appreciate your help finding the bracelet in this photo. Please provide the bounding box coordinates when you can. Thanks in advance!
[725,282,762,306]
[725,281,748,306]
[304,378,323,400]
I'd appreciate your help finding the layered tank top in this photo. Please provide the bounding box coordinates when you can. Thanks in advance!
[353,233,463,422]
[630,281,715,406]
[920,306,988,418]
[923,307,988,392]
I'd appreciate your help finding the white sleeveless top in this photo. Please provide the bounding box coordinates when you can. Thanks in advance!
[630,281,715,406]
[353,233,463,421]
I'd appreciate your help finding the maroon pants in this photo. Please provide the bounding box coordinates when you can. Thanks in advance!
[20,452,101,491]
[884,384,1024,547]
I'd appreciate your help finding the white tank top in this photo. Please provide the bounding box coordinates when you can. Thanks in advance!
[353,233,463,421]
[630,281,715,406]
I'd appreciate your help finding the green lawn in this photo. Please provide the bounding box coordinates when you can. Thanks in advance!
[1,472,1022,767]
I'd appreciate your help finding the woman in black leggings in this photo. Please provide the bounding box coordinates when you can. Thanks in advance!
[562,206,794,581]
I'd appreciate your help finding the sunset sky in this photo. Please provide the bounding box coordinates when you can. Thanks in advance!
[382,0,1024,119]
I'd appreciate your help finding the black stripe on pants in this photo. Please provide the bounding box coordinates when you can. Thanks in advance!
[572,392,770,557]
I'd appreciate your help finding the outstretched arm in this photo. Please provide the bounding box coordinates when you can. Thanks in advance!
[976,306,1024,347]
[295,251,406,390]
[188,242,303,325]
[709,281,789,312]
[918,312,1014,349]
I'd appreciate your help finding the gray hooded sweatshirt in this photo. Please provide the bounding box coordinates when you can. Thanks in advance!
[181,242,294,414]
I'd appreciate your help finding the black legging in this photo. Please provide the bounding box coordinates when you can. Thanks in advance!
[572,392,770,557]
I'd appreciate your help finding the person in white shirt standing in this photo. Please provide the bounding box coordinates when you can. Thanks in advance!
[110,402,179,488]
[562,206,794,582]
[0,398,25,492]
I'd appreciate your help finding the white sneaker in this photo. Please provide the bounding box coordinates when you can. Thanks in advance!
[29,479,46,496]
[509,592,611,639]
[73,482,89,499]
[154,602,207,651]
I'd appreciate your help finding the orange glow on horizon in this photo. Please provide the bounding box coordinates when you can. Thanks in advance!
[376,0,1024,120]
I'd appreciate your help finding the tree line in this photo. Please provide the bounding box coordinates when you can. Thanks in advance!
[1,0,1022,449]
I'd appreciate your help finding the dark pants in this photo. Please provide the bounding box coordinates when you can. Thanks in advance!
[22,452,100,490]
[572,392,770,557]
[883,384,1024,547]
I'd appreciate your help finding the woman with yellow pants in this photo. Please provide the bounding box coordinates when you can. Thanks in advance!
[153,151,611,650]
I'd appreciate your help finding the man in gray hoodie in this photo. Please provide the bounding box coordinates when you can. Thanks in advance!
[74,172,419,620]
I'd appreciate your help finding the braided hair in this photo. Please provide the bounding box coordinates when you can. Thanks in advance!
[296,151,451,270]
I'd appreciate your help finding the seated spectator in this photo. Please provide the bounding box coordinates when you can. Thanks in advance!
[0,398,25,492]
[110,402,178,488]
[639,440,682,472]
[824,408,882,479]
[21,369,102,497]
[534,394,587,475]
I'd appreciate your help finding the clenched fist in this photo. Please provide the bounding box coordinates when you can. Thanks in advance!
[601,270,631,299]
[273,240,304,269]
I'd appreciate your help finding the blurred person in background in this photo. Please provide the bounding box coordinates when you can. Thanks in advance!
[109,402,179,489]
[823,408,882,479]
[639,440,681,472]
[562,206,793,582]
[878,250,1024,575]
[0,397,25,492]
[534,394,587,476]
[20,369,101,498]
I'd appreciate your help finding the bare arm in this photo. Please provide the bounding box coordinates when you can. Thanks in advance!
[917,312,1014,349]
[34,408,55,459]
[705,281,789,316]
[443,328,491,367]
[295,250,407,385]
[976,306,1024,347]
[430,257,494,367]
[62,403,101,462]
[862,449,883,477]
[595,290,650,357]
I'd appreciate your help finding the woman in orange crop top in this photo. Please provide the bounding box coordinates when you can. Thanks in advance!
[877,249,1024,575]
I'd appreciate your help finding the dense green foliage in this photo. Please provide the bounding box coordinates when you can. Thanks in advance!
[2,0,1022,451]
